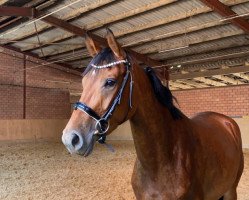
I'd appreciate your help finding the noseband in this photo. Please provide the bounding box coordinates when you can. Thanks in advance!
[74,59,133,143]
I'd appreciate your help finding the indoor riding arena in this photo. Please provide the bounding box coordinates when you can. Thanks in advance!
[1,0,249,200]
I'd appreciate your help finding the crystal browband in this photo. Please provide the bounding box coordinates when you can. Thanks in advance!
[91,60,127,69]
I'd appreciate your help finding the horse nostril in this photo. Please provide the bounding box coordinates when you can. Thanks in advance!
[72,134,80,147]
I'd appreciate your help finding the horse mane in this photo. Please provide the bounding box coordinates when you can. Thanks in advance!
[145,67,183,120]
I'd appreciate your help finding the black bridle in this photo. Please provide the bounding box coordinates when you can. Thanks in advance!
[74,59,133,143]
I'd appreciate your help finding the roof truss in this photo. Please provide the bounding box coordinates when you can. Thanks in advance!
[0,6,163,68]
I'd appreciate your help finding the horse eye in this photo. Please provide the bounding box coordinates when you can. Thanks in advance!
[104,79,116,88]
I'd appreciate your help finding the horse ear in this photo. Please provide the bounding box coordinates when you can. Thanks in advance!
[85,32,101,57]
[106,28,125,58]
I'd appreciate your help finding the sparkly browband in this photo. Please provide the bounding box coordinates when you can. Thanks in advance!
[91,60,127,69]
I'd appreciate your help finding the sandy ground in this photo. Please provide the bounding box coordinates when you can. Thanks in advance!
[0,141,248,200]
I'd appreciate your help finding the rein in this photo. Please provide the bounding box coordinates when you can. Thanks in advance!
[74,59,133,144]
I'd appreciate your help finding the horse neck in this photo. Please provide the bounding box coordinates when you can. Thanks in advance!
[129,65,187,173]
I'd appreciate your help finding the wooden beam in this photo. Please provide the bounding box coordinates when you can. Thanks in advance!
[0,0,54,29]
[200,0,249,34]
[212,75,243,84]
[0,7,35,17]
[169,81,194,89]
[176,80,208,88]
[0,17,22,29]
[233,72,249,81]
[166,45,249,66]
[193,77,227,86]
[169,83,180,90]
[171,65,249,81]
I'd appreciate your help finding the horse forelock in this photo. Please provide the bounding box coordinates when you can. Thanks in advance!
[82,48,117,77]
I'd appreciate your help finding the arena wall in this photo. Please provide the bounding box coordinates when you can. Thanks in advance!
[173,85,249,117]
[0,48,248,148]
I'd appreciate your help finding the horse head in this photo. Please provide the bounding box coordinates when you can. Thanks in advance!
[62,29,135,156]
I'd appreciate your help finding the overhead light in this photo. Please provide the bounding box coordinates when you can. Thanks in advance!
[170,66,174,69]
[158,45,189,53]
[177,64,182,68]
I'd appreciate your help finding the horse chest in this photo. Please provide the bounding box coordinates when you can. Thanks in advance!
[132,161,192,200]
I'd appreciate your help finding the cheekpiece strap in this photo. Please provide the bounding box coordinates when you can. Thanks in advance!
[102,64,131,121]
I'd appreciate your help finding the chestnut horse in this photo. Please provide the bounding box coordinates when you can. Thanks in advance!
[62,29,244,200]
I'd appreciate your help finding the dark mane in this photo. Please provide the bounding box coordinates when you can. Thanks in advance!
[145,67,183,120]
[82,48,117,76]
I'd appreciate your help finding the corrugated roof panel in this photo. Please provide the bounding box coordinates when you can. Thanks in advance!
[133,24,243,54]
[116,12,222,46]
[31,36,85,57]
[14,28,72,50]
[69,0,164,30]
[231,2,249,14]
[150,35,249,60]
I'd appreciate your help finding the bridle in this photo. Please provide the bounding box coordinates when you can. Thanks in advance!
[74,58,133,143]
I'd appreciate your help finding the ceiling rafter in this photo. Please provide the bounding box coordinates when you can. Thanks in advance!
[169,81,194,89]
[171,65,249,81]
[193,77,227,86]
[0,0,55,30]
[176,80,208,88]
[212,74,243,84]
[169,86,179,90]
[166,45,249,66]
[0,7,35,17]
[233,72,249,81]
[178,57,248,73]
[200,0,249,34]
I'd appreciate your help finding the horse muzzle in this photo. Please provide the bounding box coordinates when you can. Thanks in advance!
[62,130,88,155]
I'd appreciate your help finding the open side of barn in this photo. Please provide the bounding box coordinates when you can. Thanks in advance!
[0,0,249,199]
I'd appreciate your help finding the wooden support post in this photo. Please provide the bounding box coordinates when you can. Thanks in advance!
[23,55,26,119]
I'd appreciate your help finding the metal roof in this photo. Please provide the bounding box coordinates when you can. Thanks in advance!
[1,0,249,90]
